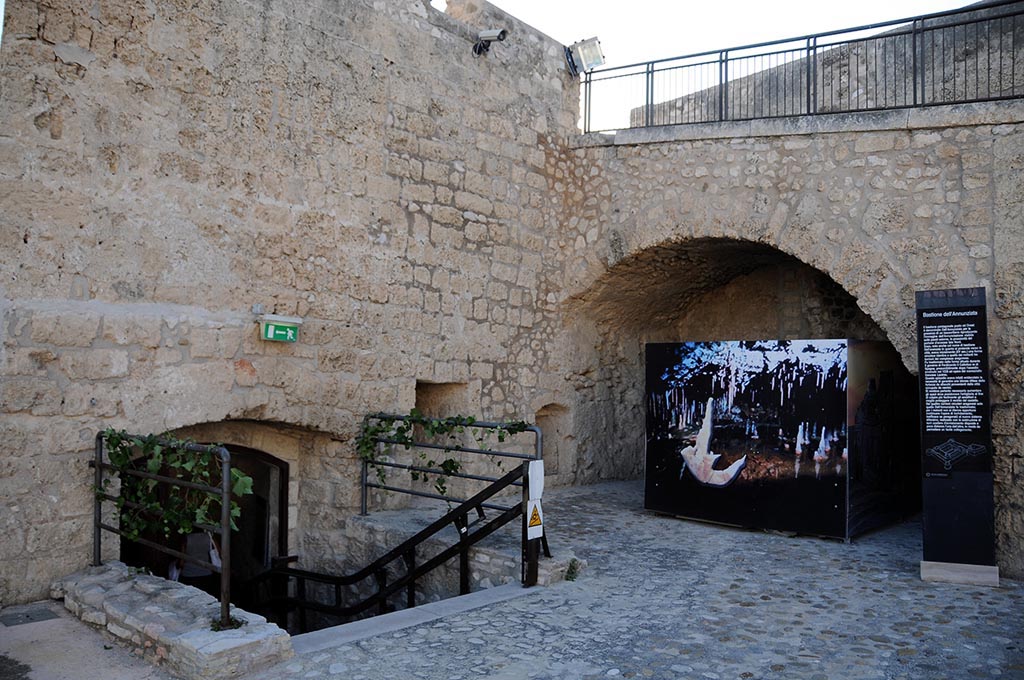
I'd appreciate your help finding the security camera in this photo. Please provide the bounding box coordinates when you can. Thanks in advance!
[473,29,508,56]
[478,29,507,43]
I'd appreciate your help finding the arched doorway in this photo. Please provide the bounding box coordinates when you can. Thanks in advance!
[222,446,289,588]
[561,237,921,532]
[118,444,289,601]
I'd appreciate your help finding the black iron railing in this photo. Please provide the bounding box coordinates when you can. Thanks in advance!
[583,0,1024,132]
[249,461,544,633]
[360,413,542,515]
[91,433,233,627]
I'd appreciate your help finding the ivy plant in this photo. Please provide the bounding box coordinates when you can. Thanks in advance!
[99,429,253,541]
[356,409,529,498]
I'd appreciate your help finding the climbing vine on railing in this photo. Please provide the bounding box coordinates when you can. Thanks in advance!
[99,429,254,541]
[356,410,530,497]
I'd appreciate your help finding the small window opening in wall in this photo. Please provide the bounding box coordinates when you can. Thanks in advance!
[415,381,468,417]
[536,404,572,477]
[413,381,471,499]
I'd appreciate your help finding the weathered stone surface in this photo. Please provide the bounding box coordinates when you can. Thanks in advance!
[0,0,1023,606]
[53,562,292,679]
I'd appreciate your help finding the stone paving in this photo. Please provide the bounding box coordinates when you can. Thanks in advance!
[251,480,1024,680]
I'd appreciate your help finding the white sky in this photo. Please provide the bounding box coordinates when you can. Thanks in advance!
[473,1,975,68]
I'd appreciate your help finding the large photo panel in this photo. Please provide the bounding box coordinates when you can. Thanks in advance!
[645,340,849,538]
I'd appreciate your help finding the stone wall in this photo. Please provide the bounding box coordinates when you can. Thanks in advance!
[0,0,579,603]
[2,0,1023,606]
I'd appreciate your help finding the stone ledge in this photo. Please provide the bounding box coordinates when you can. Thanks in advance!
[50,562,293,680]
[573,99,1024,147]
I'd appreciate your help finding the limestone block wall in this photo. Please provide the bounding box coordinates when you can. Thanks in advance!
[2,0,1024,606]
[562,102,1024,576]
[0,0,580,603]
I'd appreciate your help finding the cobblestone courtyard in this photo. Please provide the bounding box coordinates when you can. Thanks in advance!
[4,480,1022,680]
[255,481,1024,680]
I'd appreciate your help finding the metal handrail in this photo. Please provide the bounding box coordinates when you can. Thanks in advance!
[584,0,1024,132]
[247,461,542,632]
[91,433,233,627]
[359,413,541,515]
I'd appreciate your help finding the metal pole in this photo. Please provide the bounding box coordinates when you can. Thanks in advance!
[93,433,104,566]
[360,458,369,516]
[724,52,730,121]
[404,550,416,609]
[218,447,232,628]
[718,51,725,121]
[645,62,654,127]
[584,70,592,133]
[458,515,470,595]
[521,461,528,586]
[912,19,920,105]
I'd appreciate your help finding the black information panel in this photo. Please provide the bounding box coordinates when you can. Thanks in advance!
[916,287,995,566]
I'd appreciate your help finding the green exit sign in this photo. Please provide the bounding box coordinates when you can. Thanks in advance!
[259,315,302,343]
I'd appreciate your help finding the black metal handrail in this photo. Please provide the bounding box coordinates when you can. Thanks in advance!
[583,0,1024,132]
[91,433,233,627]
[248,461,542,632]
[359,413,542,515]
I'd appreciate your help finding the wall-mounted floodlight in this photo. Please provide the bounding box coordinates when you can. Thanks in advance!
[566,37,605,77]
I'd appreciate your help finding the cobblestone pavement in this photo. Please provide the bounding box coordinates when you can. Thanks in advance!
[251,481,1024,680]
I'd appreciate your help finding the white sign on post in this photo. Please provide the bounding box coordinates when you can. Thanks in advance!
[526,499,543,540]
[528,460,544,500]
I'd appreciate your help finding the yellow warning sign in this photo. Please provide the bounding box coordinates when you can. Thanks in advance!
[526,498,544,539]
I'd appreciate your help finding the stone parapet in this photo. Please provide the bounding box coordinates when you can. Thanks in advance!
[50,562,293,680]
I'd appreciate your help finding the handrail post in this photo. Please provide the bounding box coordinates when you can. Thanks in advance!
[93,433,104,566]
[360,414,371,516]
[806,36,816,114]
[912,19,920,105]
[297,577,308,632]
[374,569,388,615]
[360,458,369,516]
[521,461,528,586]
[403,549,416,608]
[521,461,538,587]
[645,62,654,127]
[583,70,592,133]
[717,50,730,122]
[457,514,470,595]
[218,447,232,628]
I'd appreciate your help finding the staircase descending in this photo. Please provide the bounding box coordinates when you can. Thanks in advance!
[245,415,550,634]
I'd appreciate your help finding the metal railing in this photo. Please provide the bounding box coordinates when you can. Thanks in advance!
[359,413,542,515]
[249,461,543,633]
[583,0,1024,132]
[91,433,233,627]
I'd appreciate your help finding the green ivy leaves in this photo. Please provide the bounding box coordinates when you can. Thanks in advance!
[356,410,530,499]
[99,429,254,542]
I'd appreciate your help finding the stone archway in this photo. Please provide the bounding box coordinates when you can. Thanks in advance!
[558,237,900,485]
